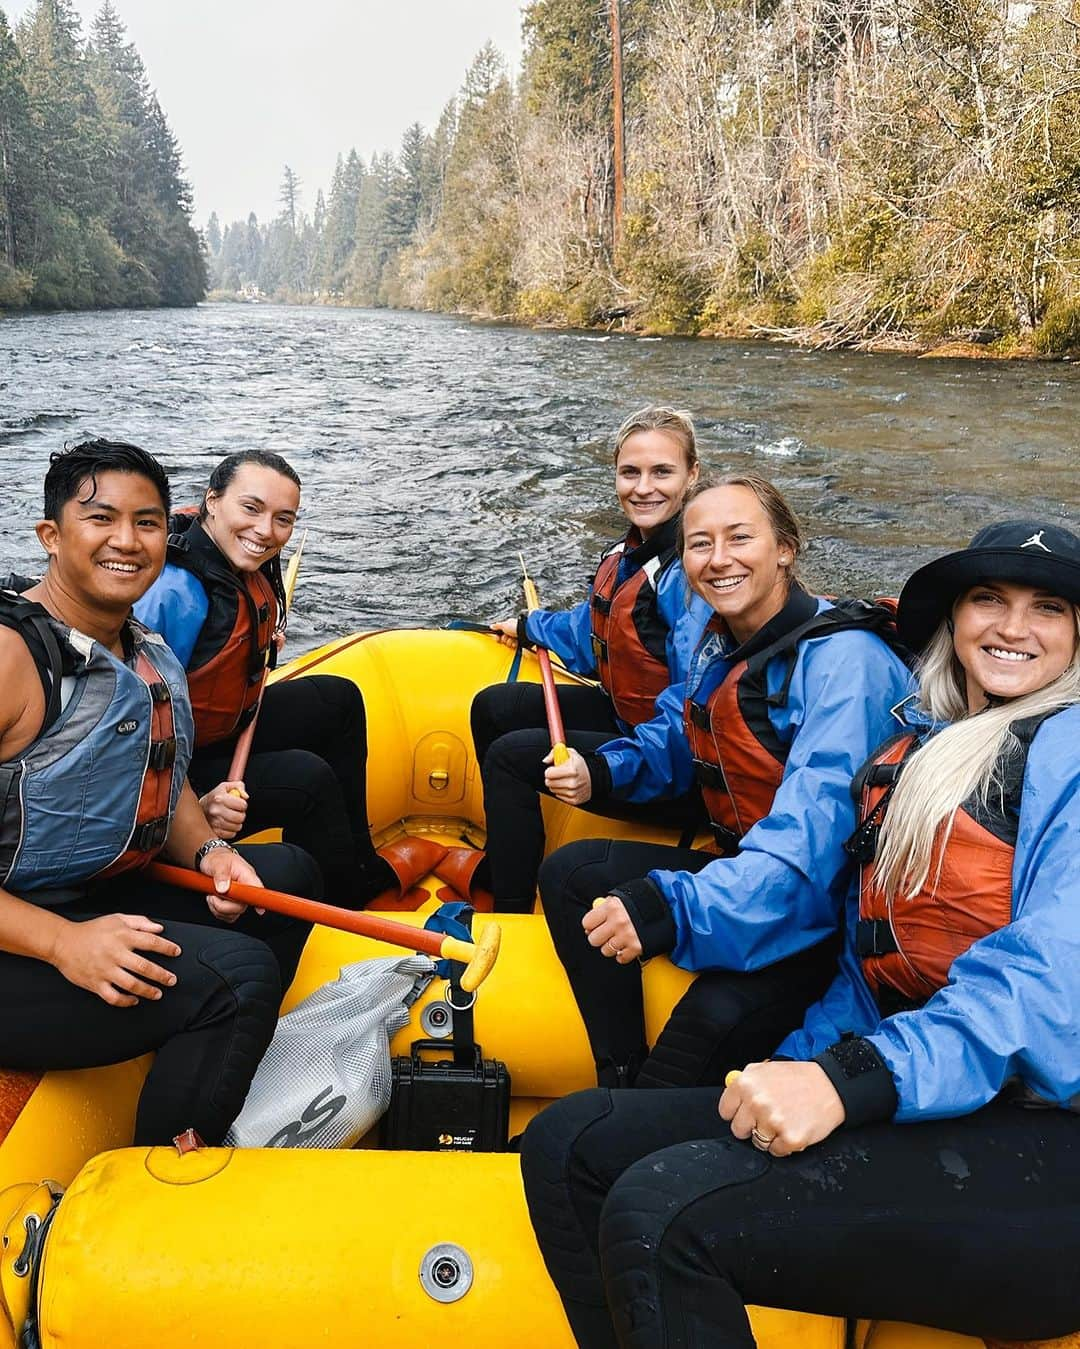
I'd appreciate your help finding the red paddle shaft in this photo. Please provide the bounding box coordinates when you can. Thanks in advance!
[145,862,501,991]
[148,861,445,951]
[536,647,568,746]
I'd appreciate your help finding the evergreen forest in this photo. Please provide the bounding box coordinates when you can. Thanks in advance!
[208,0,1080,354]
[0,0,205,310]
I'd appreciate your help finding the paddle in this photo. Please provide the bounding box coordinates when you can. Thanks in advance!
[227,530,307,790]
[519,554,570,765]
[146,861,502,992]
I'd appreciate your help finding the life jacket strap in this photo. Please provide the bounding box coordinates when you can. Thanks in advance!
[590,634,609,666]
[855,918,898,959]
[591,594,612,617]
[873,983,924,1019]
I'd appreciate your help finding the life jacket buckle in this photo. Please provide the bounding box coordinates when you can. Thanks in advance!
[591,635,608,665]
[709,821,740,854]
[131,816,170,853]
[148,738,177,771]
[591,595,612,616]
[687,702,710,730]
[693,759,728,792]
[148,681,171,704]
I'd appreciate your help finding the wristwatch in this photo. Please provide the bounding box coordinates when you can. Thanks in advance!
[194,837,237,871]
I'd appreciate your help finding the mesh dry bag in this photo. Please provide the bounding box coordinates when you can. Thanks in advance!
[225,954,435,1149]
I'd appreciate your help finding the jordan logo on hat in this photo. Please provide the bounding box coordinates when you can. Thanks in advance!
[1021,530,1050,552]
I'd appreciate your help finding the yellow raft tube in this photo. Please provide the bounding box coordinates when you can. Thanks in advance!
[0,630,1074,1349]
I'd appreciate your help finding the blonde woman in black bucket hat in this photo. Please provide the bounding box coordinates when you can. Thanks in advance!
[522,517,1080,1349]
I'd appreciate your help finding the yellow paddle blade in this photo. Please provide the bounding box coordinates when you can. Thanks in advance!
[283,529,307,611]
[519,552,540,613]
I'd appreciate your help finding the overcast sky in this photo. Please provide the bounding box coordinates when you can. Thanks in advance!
[6,1,526,226]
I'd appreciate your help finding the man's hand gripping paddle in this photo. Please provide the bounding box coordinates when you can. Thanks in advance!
[146,861,501,992]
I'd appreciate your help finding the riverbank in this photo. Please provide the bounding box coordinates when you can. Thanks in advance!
[203,290,1077,362]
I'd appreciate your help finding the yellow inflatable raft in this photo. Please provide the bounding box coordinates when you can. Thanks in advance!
[0,630,1074,1349]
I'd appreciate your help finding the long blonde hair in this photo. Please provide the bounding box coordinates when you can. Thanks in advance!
[873,609,1080,902]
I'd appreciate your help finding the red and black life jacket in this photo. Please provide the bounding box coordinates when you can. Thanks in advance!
[847,711,1056,1011]
[590,518,681,727]
[166,512,277,748]
[685,590,908,854]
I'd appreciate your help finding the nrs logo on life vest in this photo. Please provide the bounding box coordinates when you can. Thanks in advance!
[115,719,138,735]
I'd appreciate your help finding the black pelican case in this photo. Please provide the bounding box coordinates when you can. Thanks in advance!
[380,1038,511,1152]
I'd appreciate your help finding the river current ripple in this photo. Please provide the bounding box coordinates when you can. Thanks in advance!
[1,304,1077,655]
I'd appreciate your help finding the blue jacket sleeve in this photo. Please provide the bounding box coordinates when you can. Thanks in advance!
[860,712,1080,1119]
[656,564,711,682]
[650,631,914,973]
[523,600,597,676]
[134,565,209,669]
[595,679,695,801]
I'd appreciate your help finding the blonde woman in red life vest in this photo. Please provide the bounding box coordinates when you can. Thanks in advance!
[135,450,410,908]
[469,407,712,911]
[523,518,1080,1348]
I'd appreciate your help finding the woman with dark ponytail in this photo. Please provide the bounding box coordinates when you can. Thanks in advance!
[136,450,398,907]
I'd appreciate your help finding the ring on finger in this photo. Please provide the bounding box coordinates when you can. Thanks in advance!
[751,1127,775,1151]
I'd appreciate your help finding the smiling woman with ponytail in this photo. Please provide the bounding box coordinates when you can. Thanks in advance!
[522,518,1080,1349]
[136,450,400,909]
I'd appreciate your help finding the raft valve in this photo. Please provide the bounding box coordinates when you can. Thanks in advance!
[420,1243,473,1303]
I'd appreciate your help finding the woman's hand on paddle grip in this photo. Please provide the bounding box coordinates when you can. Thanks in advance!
[719,1060,845,1156]
[583,896,642,963]
[545,747,592,804]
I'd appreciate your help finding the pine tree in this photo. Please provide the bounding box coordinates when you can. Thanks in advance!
[0,7,31,285]
[205,210,222,258]
[279,164,301,233]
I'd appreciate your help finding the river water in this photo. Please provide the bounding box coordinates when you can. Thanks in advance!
[1,303,1077,654]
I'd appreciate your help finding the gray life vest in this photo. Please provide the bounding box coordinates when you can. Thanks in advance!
[0,591,194,896]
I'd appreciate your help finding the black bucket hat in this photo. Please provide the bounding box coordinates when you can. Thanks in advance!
[897,519,1080,653]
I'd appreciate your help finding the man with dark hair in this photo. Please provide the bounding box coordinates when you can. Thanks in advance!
[42,437,172,522]
[0,440,320,1146]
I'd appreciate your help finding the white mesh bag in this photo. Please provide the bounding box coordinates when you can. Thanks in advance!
[225,954,435,1149]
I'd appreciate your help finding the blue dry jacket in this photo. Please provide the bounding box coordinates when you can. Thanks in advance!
[778,702,1080,1120]
[135,564,210,668]
[607,598,914,971]
[524,553,710,734]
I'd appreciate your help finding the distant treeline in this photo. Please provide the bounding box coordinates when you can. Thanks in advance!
[210,0,1080,354]
[0,0,204,311]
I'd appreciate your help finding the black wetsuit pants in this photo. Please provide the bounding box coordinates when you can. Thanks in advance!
[0,842,317,1146]
[539,839,838,1087]
[522,1088,1080,1347]
[189,673,393,907]
[472,682,702,912]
